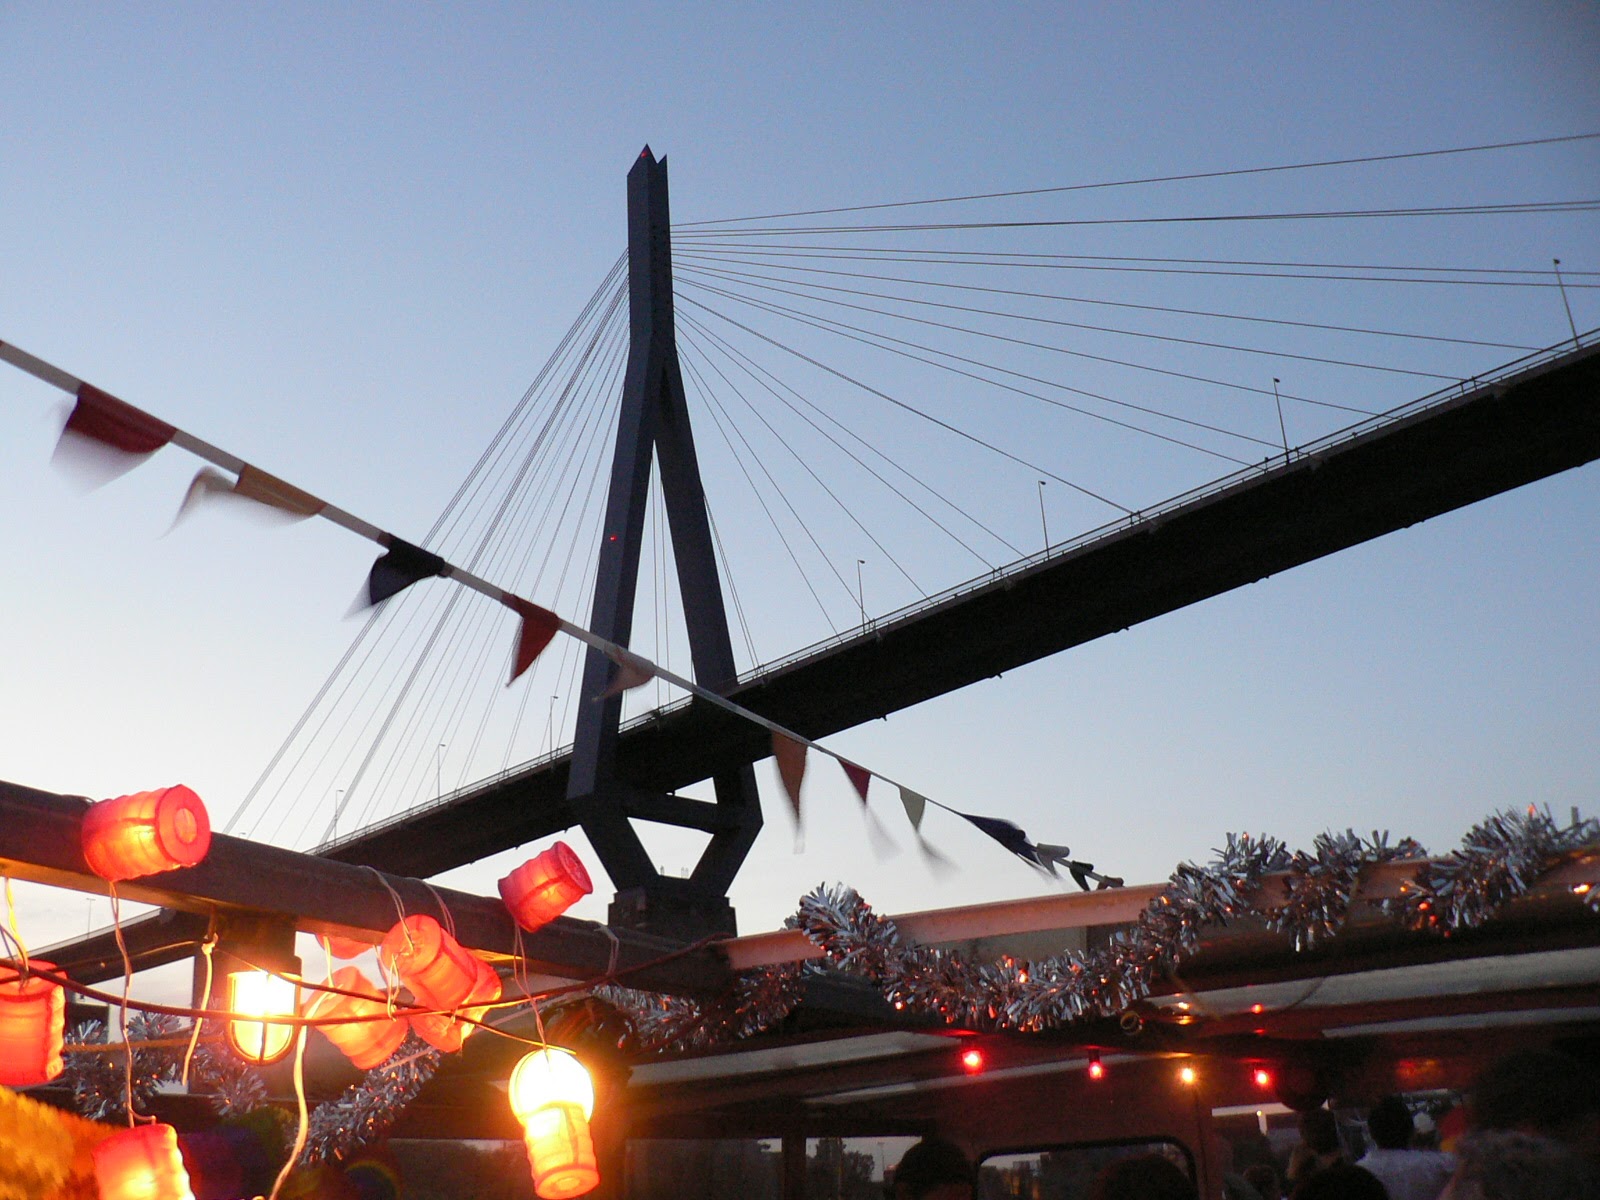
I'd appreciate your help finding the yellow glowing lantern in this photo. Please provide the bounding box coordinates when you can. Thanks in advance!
[522,1102,598,1199]
[508,1047,596,1121]
[508,1047,600,1199]
[226,969,298,1065]
[93,1123,196,1200]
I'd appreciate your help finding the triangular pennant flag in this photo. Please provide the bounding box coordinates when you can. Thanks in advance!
[62,383,175,454]
[957,811,1046,871]
[840,760,871,804]
[506,597,562,684]
[52,383,177,485]
[364,537,449,607]
[600,647,656,697]
[771,733,808,823]
[174,466,238,524]
[1034,842,1074,879]
[233,464,326,518]
[899,787,928,831]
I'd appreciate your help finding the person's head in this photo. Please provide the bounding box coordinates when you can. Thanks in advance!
[892,1136,974,1200]
[1441,1130,1588,1200]
[1089,1154,1197,1200]
[1470,1048,1600,1145]
[1290,1163,1387,1200]
[1367,1095,1415,1151]
[1298,1108,1341,1157]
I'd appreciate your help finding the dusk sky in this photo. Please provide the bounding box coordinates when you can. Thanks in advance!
[2,5,1597,983]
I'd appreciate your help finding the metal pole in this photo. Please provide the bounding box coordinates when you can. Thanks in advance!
[436,743,446,799]
[1037,479,1049,550]
[856,559,867,628]
[1272,378,1289,462]
[1554,258,1580,345]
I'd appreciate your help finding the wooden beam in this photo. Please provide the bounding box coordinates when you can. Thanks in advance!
[1,779,728,997]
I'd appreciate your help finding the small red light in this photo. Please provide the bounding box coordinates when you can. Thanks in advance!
[960,1048,984,1073]
[1088,1056,1105,1081]
[1251,1003,1264,1015]
[1253,1068,1273,1089]
[608,534,619,542]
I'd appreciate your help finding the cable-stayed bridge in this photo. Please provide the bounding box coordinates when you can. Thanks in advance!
[35,137,1600,974]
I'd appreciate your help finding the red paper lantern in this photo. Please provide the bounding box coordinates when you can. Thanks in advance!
[499,843,593,932]
[304,966,408,1070]
[0,959,65,1086]
[82,785,211,882]
[93,1123,195,1200]
[379,915,480,1010]
[523,1102,599,1199]
[317,932,374,960]
[412,957,502,1053]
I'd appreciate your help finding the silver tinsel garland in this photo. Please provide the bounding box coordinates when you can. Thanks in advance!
[63,1013,184,1122]
[299,1035,440,1165]
[614,807,1598,1052]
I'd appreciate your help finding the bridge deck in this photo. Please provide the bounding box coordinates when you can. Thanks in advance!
[328,336,1600,878]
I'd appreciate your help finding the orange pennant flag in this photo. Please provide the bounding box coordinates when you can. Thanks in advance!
[771,733,808,822]
[233,464,326,517]
[506,598,562,684]
[175,464,327,526]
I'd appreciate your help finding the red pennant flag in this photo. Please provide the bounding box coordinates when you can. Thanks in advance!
[506,597,562,684]
[771,733,808,822]
[840,760,871,804]
[62,383,175,455]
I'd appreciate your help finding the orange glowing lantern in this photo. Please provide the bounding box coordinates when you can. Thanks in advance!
[304,967,408,1069]
[93,1123,195,1200]
[509,1047,599,1199]
[81,785,211,881]
[226,969,298,1065]
[0,959,65,1086]
[413,957,502,1053]
[380,915,481,1010]
[523,1102,599,1199]
[499,843,593,932]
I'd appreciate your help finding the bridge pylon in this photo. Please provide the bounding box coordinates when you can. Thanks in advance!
[565,147,762,938]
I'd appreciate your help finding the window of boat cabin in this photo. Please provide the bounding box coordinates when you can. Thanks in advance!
[979,1138,1196,1200]
[626,1136,923,1199]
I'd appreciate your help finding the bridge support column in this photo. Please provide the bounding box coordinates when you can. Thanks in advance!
[566,147,763,939]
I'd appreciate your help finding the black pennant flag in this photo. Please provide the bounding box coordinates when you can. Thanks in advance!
[957,812,1046,871]
[365,537,449,607]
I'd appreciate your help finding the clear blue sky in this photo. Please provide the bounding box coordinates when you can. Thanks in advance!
[2,4,1597,968]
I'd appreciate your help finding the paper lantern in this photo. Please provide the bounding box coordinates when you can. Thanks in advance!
[499,843,593,932]
[316,932,374,960]
[304,967,408,1070]
[508,1047,595,1122]
[0,959,65,1086]
[93,1123,196,1200]
[522,1102,598,1199]
[226,969,298,1065]
[82,785,211,881]
[412,957,502,1053]
[379,915,480,1010]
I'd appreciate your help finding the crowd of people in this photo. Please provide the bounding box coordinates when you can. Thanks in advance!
[885,1046,1599,1200]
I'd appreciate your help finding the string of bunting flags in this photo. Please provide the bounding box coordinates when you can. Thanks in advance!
[0,337,1119,889]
